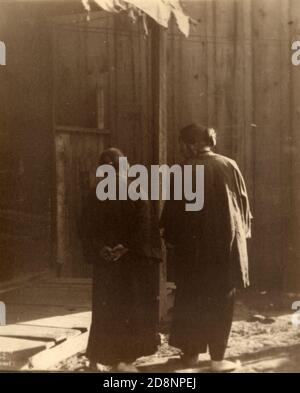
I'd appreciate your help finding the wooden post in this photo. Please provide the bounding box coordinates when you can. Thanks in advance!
[150,20,168,322]
[55,133,72,276]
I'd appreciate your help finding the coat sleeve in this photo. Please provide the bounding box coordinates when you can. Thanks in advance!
[233,165,253,239]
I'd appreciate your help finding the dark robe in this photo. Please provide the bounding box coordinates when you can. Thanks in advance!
[81,179,162,365]
[160,152,252,355]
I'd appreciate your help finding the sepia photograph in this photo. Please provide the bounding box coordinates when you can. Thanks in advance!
[0,0,300,377]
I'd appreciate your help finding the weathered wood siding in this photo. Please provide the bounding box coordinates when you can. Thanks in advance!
[0,3,54,280]
[53,12,153,166]
[167,0,300,289]
[1,1,300,289]
[52,12,153,276]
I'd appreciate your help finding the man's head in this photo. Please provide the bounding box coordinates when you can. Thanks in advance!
[179,123,216,159]
[99,147,127,172]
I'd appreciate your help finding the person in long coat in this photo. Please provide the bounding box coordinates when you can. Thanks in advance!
[81,148,162,372]
[160,124,252,372]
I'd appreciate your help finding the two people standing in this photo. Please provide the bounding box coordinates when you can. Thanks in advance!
[81,124,252,372]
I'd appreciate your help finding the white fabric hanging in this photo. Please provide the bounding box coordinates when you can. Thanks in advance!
[82,0,190,36]
[124,0,172,28]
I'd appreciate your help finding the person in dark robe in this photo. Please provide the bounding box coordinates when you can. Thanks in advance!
[81,148,162,372]
[160,124,252,372]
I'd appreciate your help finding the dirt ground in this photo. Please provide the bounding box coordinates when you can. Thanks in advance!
[55,290,300,373]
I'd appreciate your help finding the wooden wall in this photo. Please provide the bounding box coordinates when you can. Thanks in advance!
[54,0,300,289]
[167,0,300,290]
[53,11,154,164]
[0,1,89,280]
[1,0,300,289]
[0,2,54,280]
[289,0,300,290]
[52,11,154,275]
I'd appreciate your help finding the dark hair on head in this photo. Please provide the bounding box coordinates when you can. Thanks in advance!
[179,123,217,148]
[99,147,125,169]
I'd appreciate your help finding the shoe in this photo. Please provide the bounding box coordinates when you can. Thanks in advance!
[88,361,111,372]
[211,360,241,373]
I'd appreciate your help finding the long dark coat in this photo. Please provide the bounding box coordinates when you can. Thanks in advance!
[160,152,252,350]
[81,179,162,365]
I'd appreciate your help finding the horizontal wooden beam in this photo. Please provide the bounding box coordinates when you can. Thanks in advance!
[55,125,110,135]
[22,332,89,371]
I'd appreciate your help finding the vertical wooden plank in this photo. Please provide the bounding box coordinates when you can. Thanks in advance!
[55,134,71,276]
[146,24,154,165]
[167,19,184,164]
[108,16,116,147]
[242,0,255,203]
[96,75,105,130]
[151,23,168,178]
[233,0,244,167]
[51,24,58,274]
[150,20,168,321]
[252,0,283,288]
[279,0,293,289]
[130,29,141,164]
[139,27,149,164]
[233,0,256,284]
[206,0,217,134]
[215,0,236,156]
[167,20,176,164]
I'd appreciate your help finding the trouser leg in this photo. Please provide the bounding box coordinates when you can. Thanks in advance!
[207,289,235,361]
